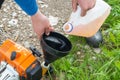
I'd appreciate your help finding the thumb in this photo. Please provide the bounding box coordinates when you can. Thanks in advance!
[81,8,87,16]
[72,0,77,12]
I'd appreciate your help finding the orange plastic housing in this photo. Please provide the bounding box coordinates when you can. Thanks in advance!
[0,39,36,77]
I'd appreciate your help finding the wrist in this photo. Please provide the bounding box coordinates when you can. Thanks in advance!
[31,9,45,23]
[31,9,41,18]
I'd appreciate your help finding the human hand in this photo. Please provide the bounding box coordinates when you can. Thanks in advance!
[31,10,54,39]
[72,0,96,16]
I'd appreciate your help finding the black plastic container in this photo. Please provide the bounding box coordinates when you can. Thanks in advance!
[86,30,103,48]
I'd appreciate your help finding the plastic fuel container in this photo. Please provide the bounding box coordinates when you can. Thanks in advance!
[63,0,111,37]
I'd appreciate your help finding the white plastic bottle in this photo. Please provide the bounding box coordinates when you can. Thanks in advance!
[63,0,111,37]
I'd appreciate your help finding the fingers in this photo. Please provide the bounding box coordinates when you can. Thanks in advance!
[77,0,88,16]
[72,0,77,12]
[38,26,54,40]
[31,11,54,40]
[45,26,54,36]
[78,0,96,16]
[72,0,88,16]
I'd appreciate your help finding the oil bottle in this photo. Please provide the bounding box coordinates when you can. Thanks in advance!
[63,0,111,37]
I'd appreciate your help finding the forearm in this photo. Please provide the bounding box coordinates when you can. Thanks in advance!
[14,0,38,16]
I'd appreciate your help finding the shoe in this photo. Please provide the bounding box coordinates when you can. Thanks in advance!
[86,30,103,48]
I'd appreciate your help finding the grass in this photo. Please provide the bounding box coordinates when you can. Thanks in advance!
[49,0,120,80]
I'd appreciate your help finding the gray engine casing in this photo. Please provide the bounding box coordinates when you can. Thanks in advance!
[0,61,19,80]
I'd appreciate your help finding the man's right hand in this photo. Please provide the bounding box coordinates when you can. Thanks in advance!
[72,0,96,16]
[31,10,54,39]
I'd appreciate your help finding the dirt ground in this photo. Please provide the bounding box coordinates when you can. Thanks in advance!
[0,0,72,48]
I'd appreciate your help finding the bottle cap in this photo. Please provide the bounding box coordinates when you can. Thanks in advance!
[63,23,73,33]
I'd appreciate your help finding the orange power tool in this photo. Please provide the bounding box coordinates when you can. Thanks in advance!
[0,39,42,80]
[0,32,72,80]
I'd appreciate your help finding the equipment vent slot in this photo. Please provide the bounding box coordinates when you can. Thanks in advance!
[2,74,10,80]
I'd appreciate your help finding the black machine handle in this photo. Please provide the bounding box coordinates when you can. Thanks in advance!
[29,46,42,57]
[11,51,17,60]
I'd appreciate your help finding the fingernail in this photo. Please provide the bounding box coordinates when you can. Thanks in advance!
[46,32,50,36]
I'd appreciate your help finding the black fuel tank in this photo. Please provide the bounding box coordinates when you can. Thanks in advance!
[26,60,42,80]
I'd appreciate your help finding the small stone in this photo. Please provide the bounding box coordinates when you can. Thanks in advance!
[29,33,33,37]
[93,48,101,53]
[12,12,17,17]
[22,11,27,15]
[16,5,22,11]
[84,45,90,49]
[33,38,37,42]
[8,25,11,27]
[0,24,3,28]
[28,24,31,27]
[3,8,7,12]
[48,16,59,26]
[38,1,45,4]
[8,19,18,26]
[65,35,69,37]
[6,6,10,10]
[24,41,30,48]
[77,51,81,55]
[2,18,7,21]
[18,11,22,14]
[92,56,97,60]
[41,4,48,8]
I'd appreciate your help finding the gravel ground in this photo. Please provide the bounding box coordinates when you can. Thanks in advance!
[0,0,72,49]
